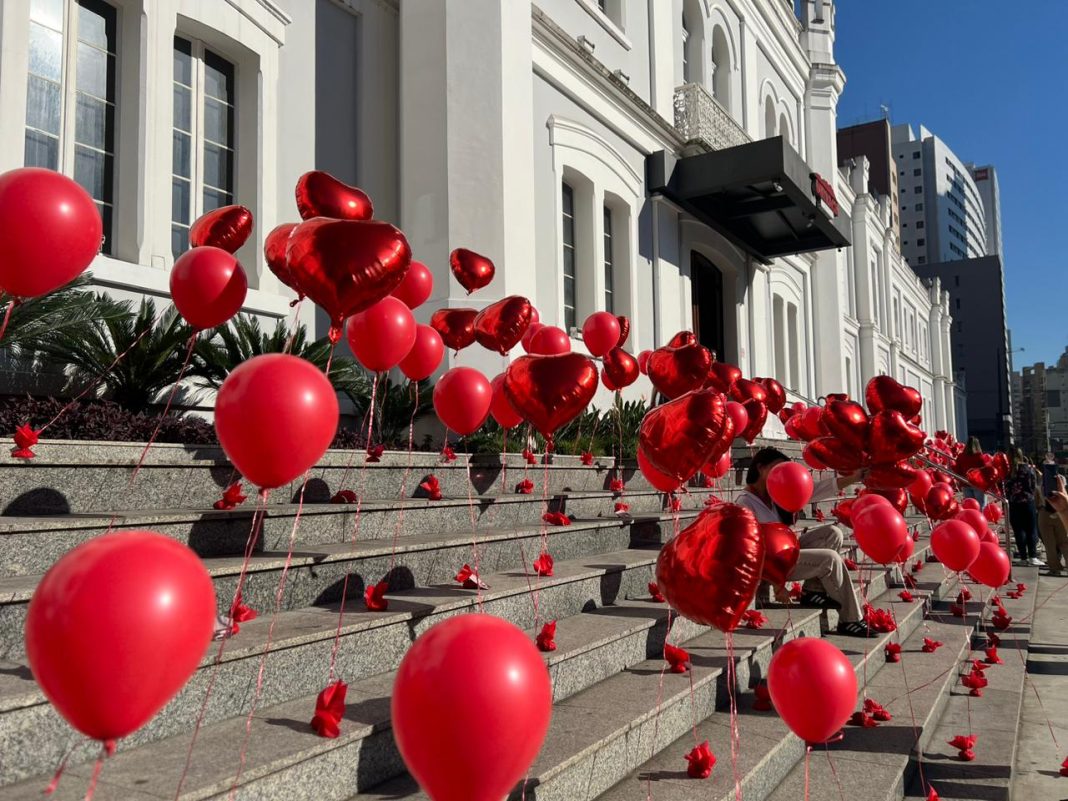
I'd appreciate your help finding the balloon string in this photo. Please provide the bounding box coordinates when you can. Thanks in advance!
[461,437,485,613]
[173,491,268,800]
[644,610,672,801]
[323,339,338,379]
[282,298,305,354]
[726,631,742,801]
[387,382,420,575]
[803,746,811,801]
[43,743,72,795]
[0,299,15,345]
[887,602,928,792]
[501,429,509,494]
[822,743,847,801]
[82,752,105,801]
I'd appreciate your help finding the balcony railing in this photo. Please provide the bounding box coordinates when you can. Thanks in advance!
[673,82,751,152]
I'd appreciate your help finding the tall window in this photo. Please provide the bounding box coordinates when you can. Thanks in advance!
[25,0,117,252]
[562,183,576,331]
[603,206,614,313]
[172,37,235,257]
[681,12,690,82]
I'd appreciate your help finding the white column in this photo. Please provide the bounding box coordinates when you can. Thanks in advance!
[646,0,676,120]
[0,0,31,174]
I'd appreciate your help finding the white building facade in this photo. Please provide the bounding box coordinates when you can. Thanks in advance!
[0,0,957,434]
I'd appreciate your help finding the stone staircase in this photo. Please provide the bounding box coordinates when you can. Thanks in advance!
[0,438,1038,800]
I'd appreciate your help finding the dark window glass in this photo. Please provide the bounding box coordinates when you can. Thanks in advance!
[562,183,576,331]
[603,206,614,314]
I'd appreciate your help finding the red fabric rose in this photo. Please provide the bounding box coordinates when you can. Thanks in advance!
[614,502,630,515]
[885,642,902,663]
[536,620,557,652]
[913,559,924,572]
[992,609,1012,630]
[984,646,1002,664]
[580,451,594,466]
[455,564,488,589]
[533,552,554,577]
[331,489,357,504]
[742,609,767,629]
[898,590,915,602]
[962,668,987,697]
[11,423,40,459]
[948,733,977,761]
[922,637,943,653]
[684,741,715,779]
[844,557,858,571]
[542,511,571,526]
[419,475,442,501]
[364,580,388,611]
[516,479,534,494]
[609,478,625,493]
[864,604,896,633]
[522,448,537,465]
[865,698,892,721]
[366,444,384,463]
[228,591,257,635]
[664,643,690,674]
[441,444,456,462]
[213,481,248,510]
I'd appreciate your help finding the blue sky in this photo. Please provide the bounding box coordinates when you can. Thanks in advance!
[834,1,1068,369]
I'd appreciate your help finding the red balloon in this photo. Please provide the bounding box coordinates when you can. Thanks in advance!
[864,462,920,490]
[931,520,981,572]
[896,534,916,564]
[761,522,800,585]
[639,389,734,482]
[391,261,433,309]
[851,492,892,518]
[796,406,830,441]
[530,306,540,325]
[0,167,102,297]
[346,296,417,372]
[263,222,300,296]
[433,367,492,435]
[725,401,749,438]
[638,447,683,493]
[489,373,523,429]
[295,170,373,221]
[803,437,863,472]
[867,410,925,464]
[821,400,869,451]
[521,321,544,353]
[25,531,215,742]
[759,377,787,414]
[852,503,909,564]
[616,315,631,348]
[603,347,639,389]
[474,296,533,355]
[637,349,652,374]
[983,503,1004,523]
[430,307,478,351]
[766,462,814,512]
[392,614,551,801]
[740,399,768,444]
[601,368,618,392]
[925,484,959,520]
[188,204,253,253]
[832,498,855,528]
[731,378,768,404]
[647,343,712,399]
[528,325,571,355]
[170,246,247,330]
[398,324,444,381]
[968,542,1011,588]
[861,488,908,515]
[803,446,828,471]
[865,376,923,418]
[707,451,732,479]
[907,470,934,508]
[706,362,742,394]
[286,218,412,341]
[668,331,698,347]
[581,311,621,357]
[955,508,989,540]
[768,638,857,744]
[655,504,765,631]
[961,498,980,511]
[215,354,339,489]
[450,247,495,294]
[503,354,598,441]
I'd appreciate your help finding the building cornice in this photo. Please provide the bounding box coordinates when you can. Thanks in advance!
[225,0,291,45]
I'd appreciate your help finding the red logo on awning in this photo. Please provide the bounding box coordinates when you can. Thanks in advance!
[810,172,839,217]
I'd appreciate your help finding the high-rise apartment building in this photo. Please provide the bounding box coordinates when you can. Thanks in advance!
[967,164,1003,259]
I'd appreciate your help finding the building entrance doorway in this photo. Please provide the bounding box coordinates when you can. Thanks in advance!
[691,251,725,359]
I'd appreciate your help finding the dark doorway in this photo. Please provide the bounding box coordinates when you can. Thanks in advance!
[691,252,725,359]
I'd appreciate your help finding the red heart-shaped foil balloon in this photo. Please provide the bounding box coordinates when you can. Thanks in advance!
[603,347,639,389]
[504,353,598,442]
[821,400,870,451]
[430,307,478,352]
[731,378,768,404]
[655,504,764,632]
[796,406,830,442]
[189,204,253,253]
[867,410,925,465]
[925,484,959,520]
[804,437,863,472]
[759,378,787,414]
[450,248,495,294]
[741,399,767,444]
[263,222,300,296]
[616,316,631,348]
[760,522,800,586]
[638,389,733,481]
[965,466,998,492]
[864,462,920,490]
[473,296,532,355]
[286,218,411,341]
[668,331,697,347]
[706,362,742,394]
[295,171,373,221]
[647,343,712,399]
[865,376,923,418]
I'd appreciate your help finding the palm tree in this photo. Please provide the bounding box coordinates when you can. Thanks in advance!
[0,274,122,358]
[346,376,434,447]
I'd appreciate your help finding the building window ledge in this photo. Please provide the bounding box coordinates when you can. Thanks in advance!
[573,0,632,50]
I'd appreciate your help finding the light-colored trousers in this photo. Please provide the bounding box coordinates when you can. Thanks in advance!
[790,523,865,624]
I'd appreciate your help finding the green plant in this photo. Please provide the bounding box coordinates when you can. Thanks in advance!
[0,274,125,358]
[344,376,434,448]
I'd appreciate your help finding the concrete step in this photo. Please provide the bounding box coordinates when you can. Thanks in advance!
[0,547,672,785]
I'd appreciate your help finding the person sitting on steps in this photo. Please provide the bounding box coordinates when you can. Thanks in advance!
[735,447,871,637]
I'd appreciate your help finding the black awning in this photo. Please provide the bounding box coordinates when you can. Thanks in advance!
[647,136,851,263]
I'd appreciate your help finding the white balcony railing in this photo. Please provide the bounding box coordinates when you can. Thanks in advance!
[673,83,750,151]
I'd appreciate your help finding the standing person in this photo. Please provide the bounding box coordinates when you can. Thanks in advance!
[1004,449,1040,565]
[735,447,871,637]
[957,436,987,509]
[1036,455,1068,576]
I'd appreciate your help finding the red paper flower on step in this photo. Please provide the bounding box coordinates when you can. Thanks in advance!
[885,642,902,663]
[609,478,625,493]
[1060,756,1068,777]
[366,444,384,462]
[984,646,1002,664]
[753,683,773,711]
[701,476,714,488]
[213,481,248,510]
[962,668,988,697]
[703,495,721,508]
[648,582,665,603]
[948,734,977,761]
[364,580,388,611]
[949,604,965,617]
[614,502,630,515]
[899,590,915,602]
[664,643,691,674]
[580,451,594,466]
[788,582,803,601]
[815,508,826,522]
[922,637,944,653]
[522,448,537,465]
[849,710,879,727]
[864,604,897,633]
[989,594,1002,607]
[742,609,767,629]
[310,680,347,739]
[926,786,940,801]
[516,479,534,494]
[987,632,1001,648]
[536,620,557,652]
[441,444,456,462]
[455,564,488,589]
[903,573,918,589]
[542,511,571,526]
[228,591,257,635]
[844,557,858,571]
[957,587,972,603]
[1006,590,1021,600]
[1016,583,1027,593]
[533,552,554,577]
[912,528,920,542]
[992,609,1013,630]
[684,741,716,779]
[865,698,892,722]
[970,659,988,673]
[331,489,357,504]
[669,495,683,512]
[418,475,442,501]
[913,559,924,572]
[10,423,40,459]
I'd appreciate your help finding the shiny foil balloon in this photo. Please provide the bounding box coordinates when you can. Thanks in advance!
[760,522,800,586]
[731,378,768,404]
[430,307,478,352]
[759,377,787,414]
[473,295,533,355]
[706,362,742,394]
[286,218,412,342]
[925,483,959,521]
[616,315,631,348]
[295,171,373,221]
[450,247,495,294]
[865,376,923,418]
[668,331,697,347]
[263,222,300,296]
[638,448,683,493]
[638,389,733,482]
[821,400,869,451]
[188,204,253,253]
[655,503,765,632]
[867,410,925,465]
[795,406,830,441]
[503,353,598,442]
[864,461,919,490]
[803,437,863,472]
[740,399,768,444]
[603,347,639,389]
[647,342,712,399]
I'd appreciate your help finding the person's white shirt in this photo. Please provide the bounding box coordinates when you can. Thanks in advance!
[735,472,840,524]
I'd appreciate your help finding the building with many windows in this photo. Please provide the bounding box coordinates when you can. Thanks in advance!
[0,0,958,434]
[1013,349,1068,457]
[967,163,1003,260]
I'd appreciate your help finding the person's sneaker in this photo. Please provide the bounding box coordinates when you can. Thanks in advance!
[836,620,873,637]
[1029,557,1045,567]
[799,591,842,611]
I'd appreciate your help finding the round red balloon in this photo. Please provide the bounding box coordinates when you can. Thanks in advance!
[392,614,551,801]
[0,167,102,297]
[968,542,1011,588]
[529,325,571,355]
[637,350,652,374]
[930,520,981,572]
[170,246,248,330]
[215,354,339,489]
[391,260,433,309]
[490,373,523,429]
[955,508,989,540]
[768,638,857,744]
[433,367,492,435]
[263,222,300,296]
[766,462,814,513]
[852,503,909,564]
[725,401,749,440]
[961,497,980,511]
[25,531,215,742]
[521,321,544,353]
[581,311,621,357]
[346,296,417,372]
[398,324,444,381]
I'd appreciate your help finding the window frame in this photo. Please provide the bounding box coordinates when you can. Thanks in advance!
[602,204,614,314]
[561,181,577,332]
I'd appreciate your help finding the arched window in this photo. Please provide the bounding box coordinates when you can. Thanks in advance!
[710,25,731,109]
[764,96,777,139]
[682,0,702,84]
